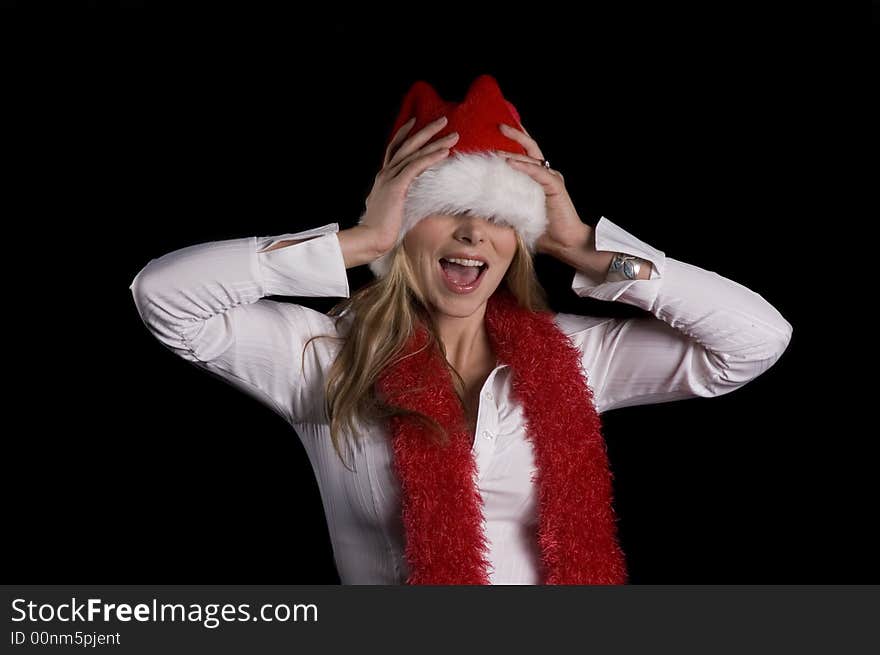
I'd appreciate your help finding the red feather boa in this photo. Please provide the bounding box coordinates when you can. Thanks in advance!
[376,287,628,584]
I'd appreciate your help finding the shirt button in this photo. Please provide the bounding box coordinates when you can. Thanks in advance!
[483,430,494,440]
[485,392,494,401]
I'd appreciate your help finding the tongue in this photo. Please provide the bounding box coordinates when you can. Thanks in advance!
[441,260,480,285]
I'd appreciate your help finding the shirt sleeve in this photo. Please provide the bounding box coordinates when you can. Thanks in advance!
[129,223,350,425]
[557,216,794,415]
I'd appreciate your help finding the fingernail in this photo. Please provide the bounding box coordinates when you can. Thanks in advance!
[436,115,447,123]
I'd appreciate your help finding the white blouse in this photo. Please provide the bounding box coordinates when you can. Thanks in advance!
[129,217,793,585]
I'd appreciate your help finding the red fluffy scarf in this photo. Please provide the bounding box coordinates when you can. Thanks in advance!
[375,287,628,585]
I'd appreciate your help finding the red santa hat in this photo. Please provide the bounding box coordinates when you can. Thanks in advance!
[362,74,548,278]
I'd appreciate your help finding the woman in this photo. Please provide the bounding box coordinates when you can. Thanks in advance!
[129,75,793,585]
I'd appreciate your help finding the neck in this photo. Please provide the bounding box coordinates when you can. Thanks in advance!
[431,302,494,372]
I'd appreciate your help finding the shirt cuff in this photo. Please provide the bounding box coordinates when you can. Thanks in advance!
[571,216,666,302]
[256,222,350,298]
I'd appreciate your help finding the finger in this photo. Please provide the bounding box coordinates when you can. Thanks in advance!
[495,150,563,179]
[494,150,543,166]
[388,132,458,178]
[504,158,564,192]
[388,133,457,179]
[383,117,417,167]
[387,115,449,169]
[394,147,452,188]
[498,122,544,160]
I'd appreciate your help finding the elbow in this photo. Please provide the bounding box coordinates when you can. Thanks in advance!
[772,312,794,360]
[780,318,794,352]
[759,318,794,374]
[129,263,203,362]
[129,263,153,318]
[129,251,184,319]
[129,259,179,340]
[709,328,793,395]
[753,331,793,378]
[129,255,223,365]
[129,260,165,322]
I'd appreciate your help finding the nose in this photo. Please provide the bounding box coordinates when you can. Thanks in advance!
[452,215,489,245]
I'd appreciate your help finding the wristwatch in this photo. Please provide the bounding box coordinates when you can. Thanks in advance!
[605,253,646,282]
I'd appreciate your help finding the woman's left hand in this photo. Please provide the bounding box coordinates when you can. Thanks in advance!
[495,122,591,254]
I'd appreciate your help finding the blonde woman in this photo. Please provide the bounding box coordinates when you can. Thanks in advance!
[129,75,793,585]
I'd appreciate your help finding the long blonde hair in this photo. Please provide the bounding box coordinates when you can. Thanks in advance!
[302,229,550,471]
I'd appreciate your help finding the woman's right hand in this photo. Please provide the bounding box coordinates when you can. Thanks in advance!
[358,115,459,255]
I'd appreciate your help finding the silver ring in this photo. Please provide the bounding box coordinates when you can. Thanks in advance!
[541,159,551,170]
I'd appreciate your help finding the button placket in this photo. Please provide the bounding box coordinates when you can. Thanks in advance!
[480,394,500,442]
[473,369,502,483]
[483,378,500,441]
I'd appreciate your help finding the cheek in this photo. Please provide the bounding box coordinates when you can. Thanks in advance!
[497,236,518,266]
[419,254,442,285]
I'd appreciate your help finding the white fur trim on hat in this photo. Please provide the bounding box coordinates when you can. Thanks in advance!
[360,150,547,278]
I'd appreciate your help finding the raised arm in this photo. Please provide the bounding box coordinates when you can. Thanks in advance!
[551,217,794,414]
[129,223,377,425]
[129,111,464,428]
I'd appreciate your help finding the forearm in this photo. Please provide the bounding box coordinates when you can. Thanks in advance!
[131,224,349,356]
[569,216,793,395]
[546,223,653,282]
[263,224,383,270]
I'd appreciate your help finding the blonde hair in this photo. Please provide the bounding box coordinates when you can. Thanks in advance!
[301,229,550,471]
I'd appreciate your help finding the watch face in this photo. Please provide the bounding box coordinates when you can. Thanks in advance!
[609,254,641,280]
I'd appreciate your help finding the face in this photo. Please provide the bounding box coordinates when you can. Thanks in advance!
[403,213,518,317]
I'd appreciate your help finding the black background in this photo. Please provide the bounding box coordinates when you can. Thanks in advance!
[2,9,871,584]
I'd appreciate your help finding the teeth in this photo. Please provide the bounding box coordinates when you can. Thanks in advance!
[443,257,484,267]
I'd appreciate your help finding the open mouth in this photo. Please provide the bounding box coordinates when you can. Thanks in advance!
[438,258,489,294]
